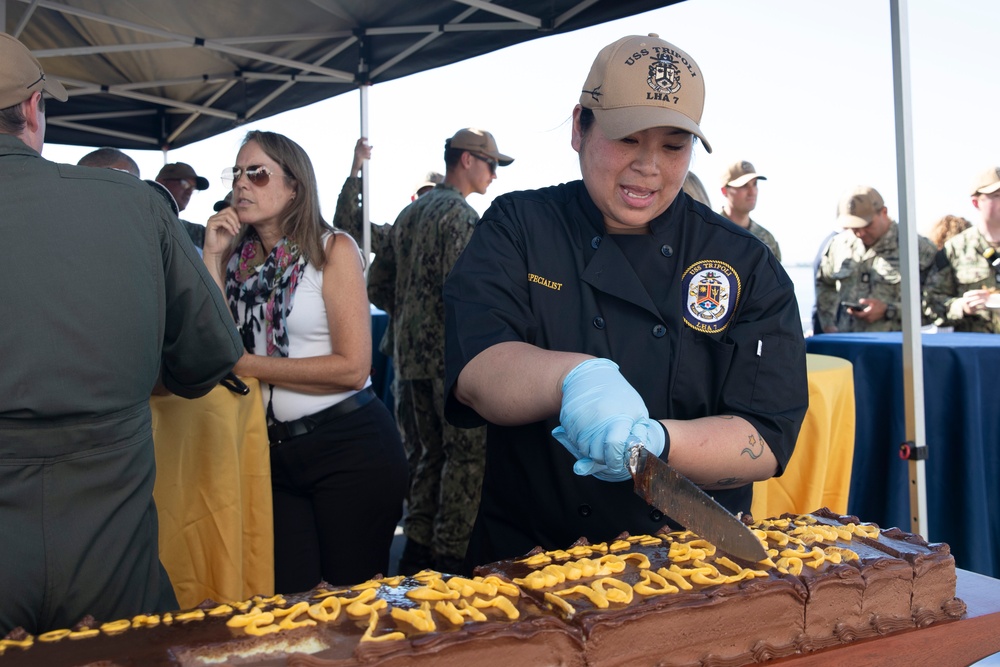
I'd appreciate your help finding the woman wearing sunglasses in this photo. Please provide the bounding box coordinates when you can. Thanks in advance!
[203,130,408,592]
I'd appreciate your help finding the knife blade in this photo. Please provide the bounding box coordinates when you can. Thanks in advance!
[626,436,767,562]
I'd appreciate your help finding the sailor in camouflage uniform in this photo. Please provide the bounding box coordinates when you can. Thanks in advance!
[925,167,1000,333]
[367,129,513,574]
[718,160,782,261]
[815,186,938,333]
[335,139,446,489]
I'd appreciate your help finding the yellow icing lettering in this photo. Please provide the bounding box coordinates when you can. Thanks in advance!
[360,609,405,643]
[391,602,436,633]
[100,619,131,635]
[544,591,575,617]
[634,570,680,596]
[471,595,519,620]
[173,609,205,622]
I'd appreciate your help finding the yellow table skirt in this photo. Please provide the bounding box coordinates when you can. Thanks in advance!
[752,353,855,520]
[151,378,273,607]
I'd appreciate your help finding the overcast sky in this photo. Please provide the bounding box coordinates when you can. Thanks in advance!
[41,0,1000,267]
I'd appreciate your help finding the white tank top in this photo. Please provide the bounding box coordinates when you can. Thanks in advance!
[255,233,372,422]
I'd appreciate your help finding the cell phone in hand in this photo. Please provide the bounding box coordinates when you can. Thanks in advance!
[841,301,865,311]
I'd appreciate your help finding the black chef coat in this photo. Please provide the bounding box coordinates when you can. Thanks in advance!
[444,180,808,566]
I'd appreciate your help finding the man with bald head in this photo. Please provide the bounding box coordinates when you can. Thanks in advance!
[78,146,140,177]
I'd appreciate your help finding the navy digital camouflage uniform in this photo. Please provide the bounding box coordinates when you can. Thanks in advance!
[815,222,938,332]
[366,183,487,566]
[719,210,782,262]
[333,176,412,477]
[334,177,395,357]
[925,225,1000,333]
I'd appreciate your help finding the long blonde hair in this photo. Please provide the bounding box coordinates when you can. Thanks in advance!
[222,130,331,270]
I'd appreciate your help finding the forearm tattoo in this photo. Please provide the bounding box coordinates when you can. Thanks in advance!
[741,432,764,460]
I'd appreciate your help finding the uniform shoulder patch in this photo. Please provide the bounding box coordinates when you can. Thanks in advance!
[681,260,741,333]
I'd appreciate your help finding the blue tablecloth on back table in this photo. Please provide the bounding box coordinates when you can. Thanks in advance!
[370,307,394,411]
[805,332,1000,577]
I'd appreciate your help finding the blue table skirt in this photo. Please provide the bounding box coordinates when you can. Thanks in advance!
[805,332,1000,577]
[370,307,395,414]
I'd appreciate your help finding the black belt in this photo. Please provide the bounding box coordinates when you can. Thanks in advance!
[267,388,376,445]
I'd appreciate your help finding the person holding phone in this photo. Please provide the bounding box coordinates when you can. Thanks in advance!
[815,185,938,333]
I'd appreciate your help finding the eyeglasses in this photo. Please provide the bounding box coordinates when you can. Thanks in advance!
[470,153,497,174]
[221,165,275,188]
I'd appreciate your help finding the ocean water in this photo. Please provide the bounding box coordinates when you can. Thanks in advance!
[784,263,816,335]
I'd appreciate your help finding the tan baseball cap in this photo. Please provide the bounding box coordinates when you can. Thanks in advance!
[0,32,68,108]
[447,128,513,166]
[836,186,886,229]
[721,160,767,188]
[156,162,209,190]
[971,166,1000,196]
[580,34,711,152]
[413,171,443,197]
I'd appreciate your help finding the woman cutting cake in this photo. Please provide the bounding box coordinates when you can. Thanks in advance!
[444,34,809,569]
[203,130,407,591]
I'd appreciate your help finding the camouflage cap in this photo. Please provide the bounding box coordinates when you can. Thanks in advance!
[0,32,68,108]
[580,34,711,152]
[836,186,885,229]
[971,166,1000,196]
[721,160,767,188]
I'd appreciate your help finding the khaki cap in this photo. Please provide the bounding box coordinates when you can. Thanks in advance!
[156,162,209,190]
[971,166,1000,196]
[580,34,711,152]
[447,128,513,166]
[413,171,443,197]
[836,186,885,229]
[721,160,767,188]
[0,32,68,108]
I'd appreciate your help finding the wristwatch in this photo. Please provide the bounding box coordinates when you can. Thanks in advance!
[885,304,898,321]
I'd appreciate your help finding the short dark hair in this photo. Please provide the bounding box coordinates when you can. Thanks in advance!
[0,94,43,135]
[78,146,140,177]
[443,139,464,168]
[0,102,27,134]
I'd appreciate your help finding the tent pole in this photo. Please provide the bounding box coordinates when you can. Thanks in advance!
[889,0,928,539]
[360,83,371,279]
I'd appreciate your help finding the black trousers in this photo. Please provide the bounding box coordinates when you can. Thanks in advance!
[269,396,407,592]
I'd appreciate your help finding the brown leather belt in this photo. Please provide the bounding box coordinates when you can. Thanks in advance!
[267,387,376,445]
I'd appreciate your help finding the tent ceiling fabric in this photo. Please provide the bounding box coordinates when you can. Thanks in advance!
[8,0,671,150]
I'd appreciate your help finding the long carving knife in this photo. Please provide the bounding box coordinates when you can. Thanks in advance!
[626,436,767,562]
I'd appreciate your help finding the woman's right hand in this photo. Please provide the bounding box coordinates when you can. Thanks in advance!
[204,205,242,259]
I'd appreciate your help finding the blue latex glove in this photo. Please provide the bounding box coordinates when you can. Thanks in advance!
[551,358,648,481]
[628,418,668,460]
